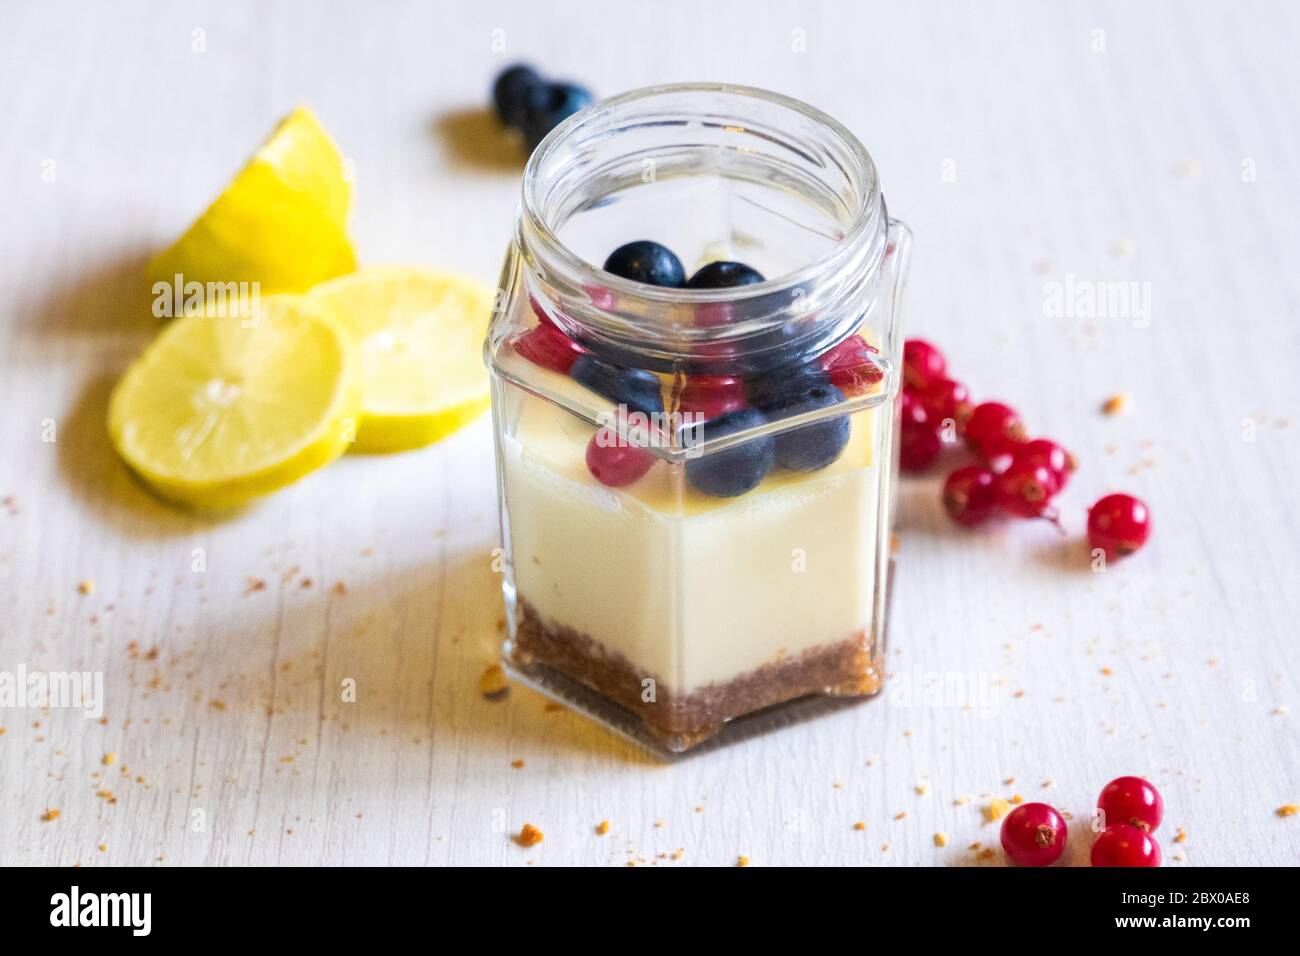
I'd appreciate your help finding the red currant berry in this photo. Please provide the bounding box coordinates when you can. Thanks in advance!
[996,458,1058,518]
[514,323,585,374]
[679,375,747,419]
[942,465,998,526]
[964,401,1026,454]
[1091,823,1161,867]
[918,377,972,430]
[585,429,655,487]
[902,339,947,390]
[1087,493,1150,559]
[1015,438,1076,493]
[1097,776,1163,833]
[1000,802,1068,867]
[901,388,929,427]
[820,334,883,396]
[900,423,941,473]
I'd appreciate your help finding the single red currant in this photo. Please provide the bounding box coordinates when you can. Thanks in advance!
[820,334,883,396]
[679,375,747,419]
[901,388,930,429]
[900,422,942,473]
[1015,438,1076,493]
[942,465,998,526]
[1087,493,1150,559]
[1000,802,1068,867]
[1097,776,1163,833]
[513,323,586,374]
[585,429,655,487]
[996,458,1058,518]
[918,377,973,431]
[1091,823,1161,867]
[903,339,947,390]
[964,401,1026,456]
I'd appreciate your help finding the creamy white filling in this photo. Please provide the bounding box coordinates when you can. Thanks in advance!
[502,387,884,693]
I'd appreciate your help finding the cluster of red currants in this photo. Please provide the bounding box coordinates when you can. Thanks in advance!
[900,338,1151,559]
[1000,775,1164,867]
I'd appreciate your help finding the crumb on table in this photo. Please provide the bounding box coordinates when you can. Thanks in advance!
[513,822,544,847]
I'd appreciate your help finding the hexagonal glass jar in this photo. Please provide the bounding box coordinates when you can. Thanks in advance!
[485,83,911,754]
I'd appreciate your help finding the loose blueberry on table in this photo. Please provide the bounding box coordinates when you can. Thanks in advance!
[490,63,594,152]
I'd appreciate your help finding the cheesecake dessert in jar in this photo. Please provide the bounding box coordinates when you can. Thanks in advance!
[485,83,911,754]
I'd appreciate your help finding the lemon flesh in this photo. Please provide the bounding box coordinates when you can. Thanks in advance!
[149,107,356,294]
[108,296,362,509]
[309,266,494,452]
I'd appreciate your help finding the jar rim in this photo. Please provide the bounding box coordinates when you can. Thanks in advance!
[520,81,884,308]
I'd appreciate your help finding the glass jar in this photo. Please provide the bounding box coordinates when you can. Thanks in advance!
[485,83,911,754]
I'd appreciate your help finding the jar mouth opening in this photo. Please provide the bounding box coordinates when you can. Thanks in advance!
[520,81,884,308]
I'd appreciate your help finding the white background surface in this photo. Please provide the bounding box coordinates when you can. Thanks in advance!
[2,0,1298,866]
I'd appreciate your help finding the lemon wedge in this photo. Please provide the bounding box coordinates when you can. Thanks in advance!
[149,107,356,294]
[308,266,494,452]
[108,295,362,509]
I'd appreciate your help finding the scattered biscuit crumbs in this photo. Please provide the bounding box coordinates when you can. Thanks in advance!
[880,842,890,852]
[954,795,970,806]
[208,700,227,711]
[853,821,866,831]
[626,860,637,867]
[654,820,664,828]
[331,581,348,596]
[1274,705,1290,716]
[479,664,510,699]
[98,844,107,852]
[1173,827,1187,843]
[1100,667,1114,676]
[671,848,684,861]
[514,823,544,847]
[1010,794,1025,805]
[95,790,117,804]
[1172,851,1186,862]
[280,755,294,763]
[1042,779,1053,788]
[510,759,525,769]
[985,798,1011,823]
[736,855,750,867]
[1276,804,1299,818]
[934,832,948,847]
[978,847,997,861]
[1003,777,1015,786]
[244,577,266,596]
[915,784,928,796]
[968,841,982,851]
[40,808,60,822]
[694,806,704,813]
[595,820,610,836]
[299,577,313,589]
[1102,393,1130,416]
[832,781,844,789]
[78,579,95,596]
[893,811,907,820]
[102,752,117,766]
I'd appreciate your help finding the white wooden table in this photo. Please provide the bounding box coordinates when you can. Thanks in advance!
[2,0,1297,866]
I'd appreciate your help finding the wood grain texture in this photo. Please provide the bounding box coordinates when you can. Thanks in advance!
[1,0,1297,866]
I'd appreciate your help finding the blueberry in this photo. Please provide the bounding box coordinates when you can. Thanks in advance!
[492,64,542,128]
[686,260,765,289]
[773,383,850,472]
[570,354,664,417]
[744,361,832,413]
[602,241,687,288]
[523,81,595,150]
[685,408,776,498]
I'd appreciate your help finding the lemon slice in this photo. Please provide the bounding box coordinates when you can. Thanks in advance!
[108,295,362,509]
[309,266,494,452]
[149,107,356,294]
